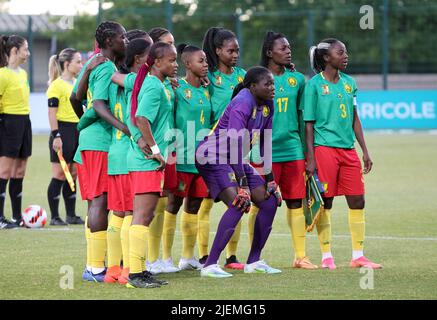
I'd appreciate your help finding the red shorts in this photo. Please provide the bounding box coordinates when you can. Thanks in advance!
[314,146,365,197]
[108,174,133,212]
[173,172,209,198]
[77,150,108,201]
[130,171,164,195]
[272,160,306,199]
[163,159,177,191]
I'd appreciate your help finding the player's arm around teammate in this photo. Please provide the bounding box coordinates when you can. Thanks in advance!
[196,67,282,278]
[0,35,31,229]
[248,31,318,269]
[198,27,247,269]
[304,38,381,270]
[46,48,85,226]
[164,44,212,271]
[126,42,178,288]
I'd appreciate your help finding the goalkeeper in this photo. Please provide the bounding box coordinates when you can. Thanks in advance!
[196,67,282,278]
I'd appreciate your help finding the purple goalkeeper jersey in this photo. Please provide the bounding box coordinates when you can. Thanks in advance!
[196,88,273,179]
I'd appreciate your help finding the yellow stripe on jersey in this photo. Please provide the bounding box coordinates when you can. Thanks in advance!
[0,67,30,115]
[46,78,79,123]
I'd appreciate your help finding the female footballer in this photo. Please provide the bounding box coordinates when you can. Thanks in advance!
[196,66,282,278]
[304,38,382,269]
[126,42,178,288]
[196,27,247,269]
[0,35,31,229]
[164,44,212,271]
[249,31,318,269]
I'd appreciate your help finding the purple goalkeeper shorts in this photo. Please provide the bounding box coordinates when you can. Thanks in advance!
[196,163,265,202]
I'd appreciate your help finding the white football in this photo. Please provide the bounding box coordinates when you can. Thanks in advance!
[22,205,47,228]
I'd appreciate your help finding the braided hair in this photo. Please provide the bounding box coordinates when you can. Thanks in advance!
[260,31,286,68]
[95,21,123,49]
[177,43,202,63]
[309,38,340,73]
[126,29,149,42]
[202,27,236,72]
[148,27,171,43]
[130,42,174,126]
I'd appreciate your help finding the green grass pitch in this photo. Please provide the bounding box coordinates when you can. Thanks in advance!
[1,133,436,300]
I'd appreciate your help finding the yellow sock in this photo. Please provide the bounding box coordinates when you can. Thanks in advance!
[288,207,306,259]
[248,206,259,245]
[162,211,177,260]
[181,211,198,259]
[129,224,149,274]
[316,208,332,254]
[90,231,107,268]
[349,209,365,251]
[107,214,123,267]
[197,198,213,258]
[85,216,91,267]
[120,215,132,269]
[226,219,242,258]
[148,197,166,263]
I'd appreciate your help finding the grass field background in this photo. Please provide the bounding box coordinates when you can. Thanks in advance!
[1,133,436,300]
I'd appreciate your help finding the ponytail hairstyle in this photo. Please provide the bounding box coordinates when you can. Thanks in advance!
[48,48,79,85]
[309,38,340,73]
[202,27,236,72]
[130,42,174,126]
[231,66,272,99]
[260,30,287,68]
[95,20,124,50]
[126,29,149,42]
[148,27,171,43]
[176,43,202,64]
[0,35,26,67]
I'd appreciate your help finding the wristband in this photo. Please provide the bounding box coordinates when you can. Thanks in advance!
[265,172,274,183]
[150,144,160,155]
[51,130,61,138]
[237,176,248,188]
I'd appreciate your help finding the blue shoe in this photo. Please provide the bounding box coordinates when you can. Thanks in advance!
[82,268,106,282]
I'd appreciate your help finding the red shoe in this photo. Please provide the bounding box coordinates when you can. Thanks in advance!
[321,257,337,270]
[224,255,245,270]
[350,256,382,269]
[118,267,129,285]
[103,265,122,283]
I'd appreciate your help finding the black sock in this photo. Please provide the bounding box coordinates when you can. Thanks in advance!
[62,180,77,217]
[47,178,64,219]
[0,178,8,218]
[9,178,23,221]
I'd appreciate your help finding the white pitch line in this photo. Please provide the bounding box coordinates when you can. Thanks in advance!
[23,227,437,241]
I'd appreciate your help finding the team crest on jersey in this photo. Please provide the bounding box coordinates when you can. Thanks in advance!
[288,77,297,87]
[184,89,192,100]
[321,85,330,95]
[237,76,244,83]
[228,172,237,183]
[262,106,270,117]
[344,83,352,94]
[252,107,257,119]
[216,76,222,86]
[165,88,172,101]
[204,90,210,100]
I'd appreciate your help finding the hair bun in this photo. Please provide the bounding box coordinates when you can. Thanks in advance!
[176,43,188,55]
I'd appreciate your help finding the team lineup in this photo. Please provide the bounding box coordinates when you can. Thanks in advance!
[0,21,382,289]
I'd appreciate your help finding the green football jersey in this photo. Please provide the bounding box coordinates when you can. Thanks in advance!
[107,82,130,175]
[271,69,306,162]
[127,75,172,172]
[303,72,357,149]
[174,78,212,174]
[73,59,116,163]
[163,78,176,153]
[123,72,142,144]
[207,66,246,125]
